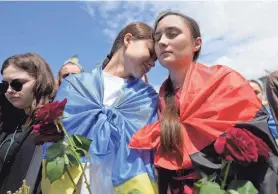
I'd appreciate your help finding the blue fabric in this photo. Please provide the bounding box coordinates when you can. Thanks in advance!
[267,108,278,141]
[43,65,158,189]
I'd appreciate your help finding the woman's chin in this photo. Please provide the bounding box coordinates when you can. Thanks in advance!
[10,102,25,110]
[159,59,176,69]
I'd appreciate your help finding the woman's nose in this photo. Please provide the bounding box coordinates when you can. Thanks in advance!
[6,85,15,94]
[158,34,168,49]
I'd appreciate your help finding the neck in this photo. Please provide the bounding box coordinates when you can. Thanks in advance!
[103,49,129,79]
[168,62,192,89]
[24,107,30,115]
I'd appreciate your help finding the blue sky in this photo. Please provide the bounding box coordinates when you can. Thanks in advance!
[0,1,168,89]
[1,1,278,90]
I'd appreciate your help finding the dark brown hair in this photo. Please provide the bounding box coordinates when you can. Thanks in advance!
[154,11,201,61]
[156,11,202,161]
[102,22,154,68]
[1,53,56,116]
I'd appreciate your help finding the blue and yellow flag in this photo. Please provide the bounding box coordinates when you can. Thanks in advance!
[42,65,158,194]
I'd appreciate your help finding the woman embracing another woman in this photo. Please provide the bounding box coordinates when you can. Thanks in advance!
[130,11,278,194]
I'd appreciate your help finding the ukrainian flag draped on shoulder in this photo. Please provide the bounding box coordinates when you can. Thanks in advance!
[41,65,158,194]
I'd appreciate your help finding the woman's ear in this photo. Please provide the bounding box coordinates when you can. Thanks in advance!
[124,33,133,48]
[193,37,202,52]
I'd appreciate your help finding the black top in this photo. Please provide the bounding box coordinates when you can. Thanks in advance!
[0,130,36,193]
[0,95,41,193]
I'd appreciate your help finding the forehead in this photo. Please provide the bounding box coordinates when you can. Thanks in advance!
[156,15,188,32]
[136,39,154,47]
[250,82,262,91]
[60,63,81,74]
[2,64,33,81]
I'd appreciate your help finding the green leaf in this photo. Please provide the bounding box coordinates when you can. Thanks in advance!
[228,180,258,194]
[46,156,65,183]
[46,141,66,161]
[199,182,225,194]
[64,147,79,165]
[64,154,69,165]
[194,177,208,189]
[226,190,240,194]
[72,135,92,152]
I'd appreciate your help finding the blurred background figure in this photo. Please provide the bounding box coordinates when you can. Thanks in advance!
[249,79,278,144]
[249,79,264,102]
[56,55,84,87]
[266,71,278,144]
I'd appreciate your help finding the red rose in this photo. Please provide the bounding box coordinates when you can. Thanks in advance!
[32,122,64,144]
[35,99,67,123]
[244,130,271,158]
[214,127,270,163]
[32,124,41,133]
[32,99,67,144]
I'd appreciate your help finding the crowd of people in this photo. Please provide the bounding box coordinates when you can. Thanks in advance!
[1,10,278,194]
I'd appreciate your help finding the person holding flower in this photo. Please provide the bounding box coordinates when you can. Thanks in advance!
[0,53,58,193]
[41,22,158,194]
[129,11,278,194]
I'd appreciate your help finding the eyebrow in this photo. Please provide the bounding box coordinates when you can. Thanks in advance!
[155,26,179,35]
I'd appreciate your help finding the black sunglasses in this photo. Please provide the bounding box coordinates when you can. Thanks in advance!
[0,79,26,93]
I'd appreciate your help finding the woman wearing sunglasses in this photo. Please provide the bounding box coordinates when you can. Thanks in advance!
[0,53,56,193]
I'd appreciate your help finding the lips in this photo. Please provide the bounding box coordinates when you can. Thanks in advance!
[10,96,20,101]
[160,50,172,56]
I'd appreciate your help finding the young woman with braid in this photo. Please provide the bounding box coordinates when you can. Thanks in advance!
[130,11,278,194]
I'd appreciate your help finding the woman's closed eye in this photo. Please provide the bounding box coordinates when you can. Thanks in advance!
[154,28,181,42]
[165,31,179,39]
[154,33,162,42]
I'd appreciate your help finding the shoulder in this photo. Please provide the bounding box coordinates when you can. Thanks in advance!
[197,62,248,83]
[197,62,239,75]
[131,78,158,99]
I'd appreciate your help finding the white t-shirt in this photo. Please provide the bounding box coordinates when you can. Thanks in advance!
[103,71,125,106]
[77,72,125,194]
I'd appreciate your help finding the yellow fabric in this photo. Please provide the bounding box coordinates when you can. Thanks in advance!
[70,57,78,64]
[152,182,158,194]
[41,160,83,194]
[114,173,158,194]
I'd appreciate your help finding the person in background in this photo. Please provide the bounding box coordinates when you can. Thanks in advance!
[56,55,84,87]
[0,53,57,193]
[249,79,278,144]
[249,79,264,101]
[266,72,278,143]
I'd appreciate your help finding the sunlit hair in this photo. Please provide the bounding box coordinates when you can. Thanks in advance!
[102,22,155,68]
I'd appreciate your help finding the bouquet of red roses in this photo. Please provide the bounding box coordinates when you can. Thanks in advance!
[194,127,271,194]
[32,99,93,194]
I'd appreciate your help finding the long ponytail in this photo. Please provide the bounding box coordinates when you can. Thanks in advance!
[160,78,183,162]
